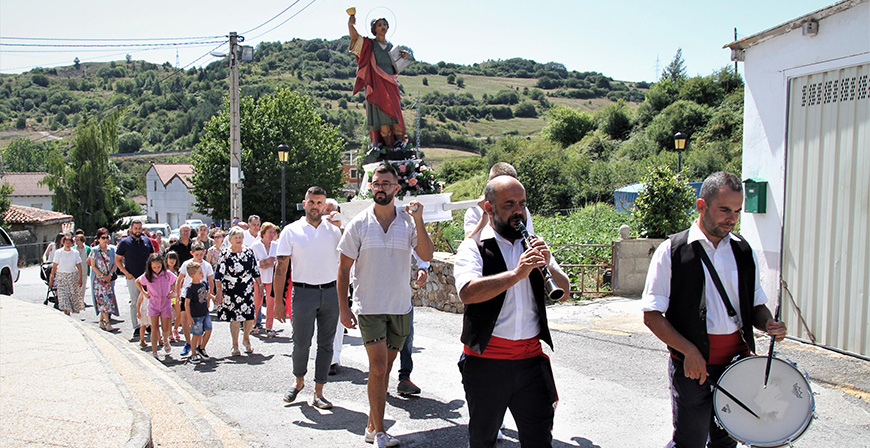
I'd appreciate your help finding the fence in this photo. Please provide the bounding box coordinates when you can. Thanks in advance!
[551,243,614,297]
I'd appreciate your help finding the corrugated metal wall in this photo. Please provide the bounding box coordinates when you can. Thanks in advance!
[782,63,870,357]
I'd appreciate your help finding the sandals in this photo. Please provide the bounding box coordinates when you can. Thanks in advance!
[243,342,254,354]
[283,386,304,403]
[231,347,241,357]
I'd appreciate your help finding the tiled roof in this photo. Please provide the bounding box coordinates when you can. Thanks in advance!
[148,163,193,188]
[0,172,52,197]
[3,204,73,225]
[131,195,147,205]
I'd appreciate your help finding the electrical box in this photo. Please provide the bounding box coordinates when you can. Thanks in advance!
[743,178,767,213]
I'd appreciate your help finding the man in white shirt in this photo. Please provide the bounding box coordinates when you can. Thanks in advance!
[337,164,434,448]
[274,187,343,410]
[454,175,569,448]
[242,215,261,248]
[641,171,786,448]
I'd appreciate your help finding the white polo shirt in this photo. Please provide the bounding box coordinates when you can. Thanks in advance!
[454,225,562,341]
[338,205,417,315]
[250,240,278,284]
[277,216,342,285]
[640,223,768,335]
[242,230,261,249]
[178,258,214,295]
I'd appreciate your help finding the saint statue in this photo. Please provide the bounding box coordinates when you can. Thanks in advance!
[348,9,411,151]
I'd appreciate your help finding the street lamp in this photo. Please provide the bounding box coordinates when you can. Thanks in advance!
[277,143,290,227]
[674,132,687,173]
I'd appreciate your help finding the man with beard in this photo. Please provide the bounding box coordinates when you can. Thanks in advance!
[454,175,569,448]
[115,219,155,339]
[337,163,434,448]
[641,171,785,448]
[273,186,343,409]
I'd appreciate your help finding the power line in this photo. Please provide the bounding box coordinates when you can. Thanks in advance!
[0,40,225,48]
[248,0,320,41]
[0,35,225,42]
[241,0,303,35]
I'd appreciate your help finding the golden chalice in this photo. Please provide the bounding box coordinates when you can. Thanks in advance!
[346,7,356,16]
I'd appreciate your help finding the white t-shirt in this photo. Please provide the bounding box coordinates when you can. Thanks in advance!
[338,205,418,315]
[277,216,342,285]
[250,240,278,284]
[178,258,214,296]
[640,223,768,335]
[53,249,82,273]
[243,230,261,249]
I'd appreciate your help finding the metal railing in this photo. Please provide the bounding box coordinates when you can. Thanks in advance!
[550,243,613,298]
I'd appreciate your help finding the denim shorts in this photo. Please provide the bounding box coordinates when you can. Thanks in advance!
[190,314,213,336]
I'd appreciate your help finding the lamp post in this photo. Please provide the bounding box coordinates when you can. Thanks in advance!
[277,144,290,227]
[674,132,687,174]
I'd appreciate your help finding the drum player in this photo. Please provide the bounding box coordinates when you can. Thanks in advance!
[641,171,786,448]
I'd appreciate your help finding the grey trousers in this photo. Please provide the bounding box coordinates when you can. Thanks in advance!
[126,278,140,329]
[291,285,339,384]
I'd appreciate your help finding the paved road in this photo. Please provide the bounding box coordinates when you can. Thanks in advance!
[12,265,870,447]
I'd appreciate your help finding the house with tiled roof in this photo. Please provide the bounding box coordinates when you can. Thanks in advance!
[3,204,74,264]
[144,163,211,229]
[1,172,54,211]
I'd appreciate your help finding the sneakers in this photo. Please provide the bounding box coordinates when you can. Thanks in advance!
[397,380,421,396]
[190,354,202,364]
[180,343,191,357]
[197,346,209,359]
[311,395,333,410]
[365,427,399,447]
[132,327,140,339]
[266,329,277,338]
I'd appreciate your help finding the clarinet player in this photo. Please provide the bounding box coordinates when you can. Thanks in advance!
[454,175,570,448]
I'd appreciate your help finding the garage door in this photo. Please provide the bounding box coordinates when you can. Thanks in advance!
[782,63,869,357]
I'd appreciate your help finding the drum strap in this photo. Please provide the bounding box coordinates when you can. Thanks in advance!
[692,242,744,339]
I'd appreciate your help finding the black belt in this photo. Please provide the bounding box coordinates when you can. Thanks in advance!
[293,281,336,290]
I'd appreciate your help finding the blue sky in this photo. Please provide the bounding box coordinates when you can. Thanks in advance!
[0,0,836,81]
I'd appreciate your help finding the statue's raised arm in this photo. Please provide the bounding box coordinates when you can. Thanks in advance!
[347,7,407,151]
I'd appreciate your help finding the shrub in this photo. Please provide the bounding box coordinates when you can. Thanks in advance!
[632,165,695,238]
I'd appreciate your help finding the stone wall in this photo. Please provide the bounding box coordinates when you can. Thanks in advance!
[412,252,464,314]
[613,237,666,295]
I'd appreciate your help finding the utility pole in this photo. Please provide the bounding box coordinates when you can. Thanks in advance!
[734,28,739,75]
[229,32,243,222]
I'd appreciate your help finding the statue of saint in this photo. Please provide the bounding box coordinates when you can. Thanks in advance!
[348,10,411,150]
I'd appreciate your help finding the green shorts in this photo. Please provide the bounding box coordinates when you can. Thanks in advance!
[358,312,411,351]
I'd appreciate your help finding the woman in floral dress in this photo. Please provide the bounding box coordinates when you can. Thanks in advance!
[216,226,264,356]
[88,228,119,331]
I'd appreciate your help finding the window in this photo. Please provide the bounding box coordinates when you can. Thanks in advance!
[154,180,157,191]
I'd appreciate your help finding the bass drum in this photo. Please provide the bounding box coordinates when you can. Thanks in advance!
[714,356,815,447]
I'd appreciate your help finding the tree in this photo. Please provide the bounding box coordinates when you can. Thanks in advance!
[422,77,429,86]
[514,102,538,118]
[632,165,695,238]
[74,57,80,70]
[1,138,61,172]
[0,182,12,227]
[645,100,713,151]
[191,88,344,223]
[118,131,144,153]
[15,116,26,130]
[595,100,633,140]
[542,106,595,148]
[456,77,465,88]
[42,111,123,234]
[661,48,687,84]
[447,74,456,85]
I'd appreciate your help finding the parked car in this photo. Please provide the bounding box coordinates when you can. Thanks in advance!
[184,219,204,229]
[0,227,20,295]
[142,223,171,238]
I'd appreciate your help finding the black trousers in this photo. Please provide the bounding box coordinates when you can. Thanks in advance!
[459,354,557,448]
[667,358,736,448]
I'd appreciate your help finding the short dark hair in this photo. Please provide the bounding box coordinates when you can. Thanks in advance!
[130,219,143,228]
[370,18,388,36]
[699,171,742,202]
[247,215,260,223]
[306,186,327,197]
[372,163,399,182]
[191,242,205,252]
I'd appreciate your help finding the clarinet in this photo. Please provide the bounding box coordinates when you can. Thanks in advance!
[515,221,565,301]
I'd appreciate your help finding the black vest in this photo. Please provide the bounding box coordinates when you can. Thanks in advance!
[666,229,757,361]
[460,237,553,354]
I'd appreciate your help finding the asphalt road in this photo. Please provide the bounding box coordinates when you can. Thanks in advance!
[11,264,870,447]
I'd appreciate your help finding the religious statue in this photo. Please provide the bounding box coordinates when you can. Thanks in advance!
[347,7,412,155]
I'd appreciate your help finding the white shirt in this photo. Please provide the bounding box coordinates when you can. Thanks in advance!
[338,205,418,315]
[53,249,82,273]
[250,240,278,284]
[464,206,535,236]
[277,216,342,285]
[640,223,768,335]
[243,230,261,249]
[454,226,562,341]
[178,258,214,296]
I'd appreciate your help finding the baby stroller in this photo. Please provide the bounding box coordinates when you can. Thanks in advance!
[40,262,59,309]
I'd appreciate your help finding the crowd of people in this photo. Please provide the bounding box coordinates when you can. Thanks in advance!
[41,162,786,448]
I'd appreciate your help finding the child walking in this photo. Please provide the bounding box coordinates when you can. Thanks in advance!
[175,243,214,357]
[136,253,178,359]
[165,251,182,342]
[184,261,214,363]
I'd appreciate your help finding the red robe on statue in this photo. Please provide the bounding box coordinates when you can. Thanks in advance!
[352,37,405,145]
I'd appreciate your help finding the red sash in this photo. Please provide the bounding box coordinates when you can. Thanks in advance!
[707,332,750,365]
[464,335,545,360]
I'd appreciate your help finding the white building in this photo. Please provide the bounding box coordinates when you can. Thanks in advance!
[726,0,869,357]
[144,163,211,229]
[1,172,53,211]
